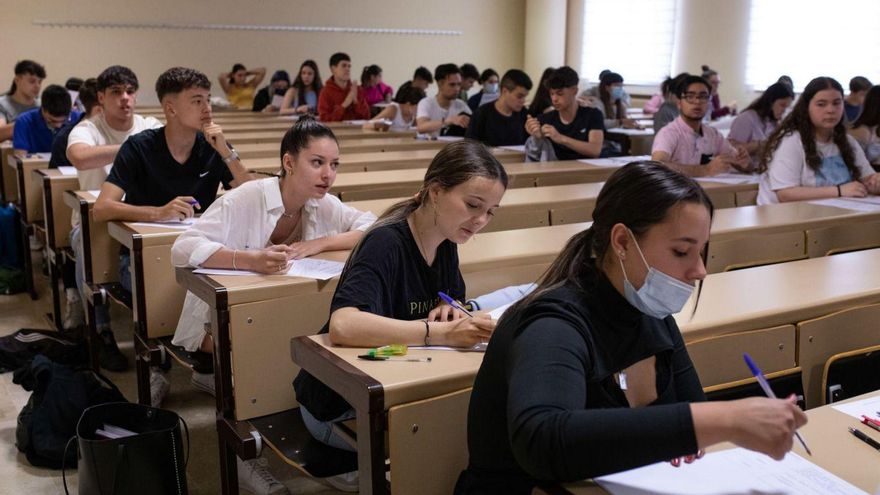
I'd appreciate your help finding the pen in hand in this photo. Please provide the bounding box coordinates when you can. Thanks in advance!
[438,291,473,317]
[743,353,812,456]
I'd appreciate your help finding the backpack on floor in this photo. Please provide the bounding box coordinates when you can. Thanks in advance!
[0,329,88,373]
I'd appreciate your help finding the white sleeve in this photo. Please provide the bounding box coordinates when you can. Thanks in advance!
[324,195,377,234]
[766,133,808,191]
[66,121,97,149]
[455,99,472,116]
[171,197,230,268]
[416,98,432,120]
[145,116,163,130]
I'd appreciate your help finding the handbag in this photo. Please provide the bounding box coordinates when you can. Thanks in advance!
[63,402,190,495]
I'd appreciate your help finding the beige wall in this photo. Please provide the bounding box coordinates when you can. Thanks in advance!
[0,0,526,105]
[524,0,567,88]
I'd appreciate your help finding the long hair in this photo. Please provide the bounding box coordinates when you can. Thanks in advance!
[758,77,859,177]
[598,72,624,119]
[360,64,382,87]
[744,82,794,122]
[851,85,880,140]
[229,63,246,85]
[293,60,322,109]
[511,161,714,311]
[528,67,555,117]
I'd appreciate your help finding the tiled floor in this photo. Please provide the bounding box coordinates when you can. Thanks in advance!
[0,251,345,494]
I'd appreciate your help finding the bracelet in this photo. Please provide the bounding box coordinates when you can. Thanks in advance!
[232,249,238,270]
[837,184,842,197]
[223,148,239,164]
[423,319,431,346]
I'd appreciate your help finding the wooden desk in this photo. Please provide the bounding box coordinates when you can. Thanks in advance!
[1,141,15,202]
[36,169,79,328]
[10,153,52,224]
[223,129,417,144]
[62,190,119,287]
[233,137,448,159]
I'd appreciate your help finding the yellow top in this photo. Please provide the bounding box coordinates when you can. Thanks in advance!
[225,85,255,110]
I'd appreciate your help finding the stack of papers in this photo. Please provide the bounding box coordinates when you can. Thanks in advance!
[578,155,652,167]
[130,217,196,230]
[194,257,345,281]
[694,173,760,185]
[831,394,880,421]
[809,197,880,212]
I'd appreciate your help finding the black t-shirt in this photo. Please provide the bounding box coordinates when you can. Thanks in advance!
[293,218,467,420]
[465,103,528,147]
[48,113,86,169]
[252,87,270,112]
[537,106,605,161]
[105,127,233,211]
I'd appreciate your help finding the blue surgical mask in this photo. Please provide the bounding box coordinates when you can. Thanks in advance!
[611,86,625,101]
[619,230,694,319]
[484,83,499,94]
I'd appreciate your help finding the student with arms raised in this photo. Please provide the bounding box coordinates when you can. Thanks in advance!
[456,161,808,494]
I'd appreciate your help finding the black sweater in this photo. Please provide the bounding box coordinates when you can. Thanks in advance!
[455,266,705,494]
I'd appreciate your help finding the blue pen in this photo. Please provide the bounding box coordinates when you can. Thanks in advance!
[438,291,473,317]
[743,353,812,456]
[186,199,201,208]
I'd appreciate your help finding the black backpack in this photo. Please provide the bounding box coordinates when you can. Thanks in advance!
[13,355,128,468]
[0,329,89,373]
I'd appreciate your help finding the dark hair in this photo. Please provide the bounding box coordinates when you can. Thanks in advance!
[293,60,322,108]
[744,82,795,122]
[229,63,246,84]
[545,66,579,90]
[700,65,718,79]
[9,59,46,94]
[513,161,714,310]
[65,77,83,91]
[528,67,556,116]
[661,72,690,98]
[97,65,139,92]
[329,52,350,68]
[759,77,859,178]
[460,63,480,81]
[849,76,872,93]
[413,66,433,84]
[79,78,100,114]
[599,71,624,117]
[41,84,72,117]
[360,64,382,86]
[435,63,461,83]
[271,70,290,84]
[155,67,211,101]
[678,75,711,97]
[777,75,794,89]
[478,68,499,85]
[851,86,880,133]
[394,85,426,106]
[499,69,532,93]
[278,115,338,177]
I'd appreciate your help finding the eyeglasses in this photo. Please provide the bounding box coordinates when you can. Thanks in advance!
[682,92,710,103]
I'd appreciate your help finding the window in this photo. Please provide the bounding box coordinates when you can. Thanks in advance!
[579,0,678,85]
[746,0,880,91]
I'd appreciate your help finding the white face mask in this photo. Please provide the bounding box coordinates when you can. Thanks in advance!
[619,229,694,319]
[484,82,499,94]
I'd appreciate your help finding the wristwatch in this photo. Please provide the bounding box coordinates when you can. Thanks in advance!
[222,148,239,164]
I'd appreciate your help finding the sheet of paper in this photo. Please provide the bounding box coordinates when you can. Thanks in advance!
[843,195,880,205]
[809,198,880,213]
[410,343,486,352]
[499,145,526,152]
[57,166,77,176]
[606,127,654,136]
[578,155,652,167]
[344,120,369,125]
[488,302,514,320]
[694,173,759,185]
[437,136,464,142]
[832,394,880,421]
[596,449,867,495]
[270,94,284,109]
[129,218,196,230]
[194,258,344,281]
[87,189,102,197]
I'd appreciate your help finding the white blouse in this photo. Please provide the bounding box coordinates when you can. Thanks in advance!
[170,177,376,351]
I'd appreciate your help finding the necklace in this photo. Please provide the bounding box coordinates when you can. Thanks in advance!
[409,215,428,262]
[281,210,297,219]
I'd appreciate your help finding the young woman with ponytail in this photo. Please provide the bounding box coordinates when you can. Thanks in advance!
[456,161,808,494]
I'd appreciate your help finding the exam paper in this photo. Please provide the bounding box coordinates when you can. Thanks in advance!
[57,166,77,176]
[809,198,880,212]
[410,343,487,352]
[488,302,514,320]
[499,145,526,152]
[194,257,344,280]
[595,449,866,495]
[130,218,196,230]
[694,173,760,185]
[578,155,652,167]
[270,94,284,109]
[832,394,880,421]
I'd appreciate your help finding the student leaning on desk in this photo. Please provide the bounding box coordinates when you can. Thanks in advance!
[293,140,506,491]
[455,162,807,495]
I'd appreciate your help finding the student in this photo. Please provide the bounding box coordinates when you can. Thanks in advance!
[467,68,500,113]
[395,66,433,100]
[252,70,290,112]
[757,77,880,205]
[280,60,322,116]
[415,63,471,138]
[466,69,532,147]
[459,63,480,101]
[50,79,98,169]
[849,85,880,166]
[12,85,81,156]
[292,140,506,489]
[362,85,425,132]
[651,75,749,177]
[0,59,45,142]
[524,66,604,161]
[66,66,163,369]
[701,65,736,120]
[455,161,808,494]
[653,73,688,133]
[527,67,555,117]
[218,63,266,110]
[317,52,370,122]
[844,76,872,125]
[360,64,394,106]
[728,82,795,168]
[65,77,85,113]
[583,72,638,130]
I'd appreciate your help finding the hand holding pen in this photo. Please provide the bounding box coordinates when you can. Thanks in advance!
[743,353,812,456]
[431,292,495,347]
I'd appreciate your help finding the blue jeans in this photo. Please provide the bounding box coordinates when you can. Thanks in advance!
[71,226,131,329]
[300,406,357,452]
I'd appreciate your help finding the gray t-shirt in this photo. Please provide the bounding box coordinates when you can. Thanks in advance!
[0,95,39,123]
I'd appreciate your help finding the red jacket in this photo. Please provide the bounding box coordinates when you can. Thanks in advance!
[318,78,371,122]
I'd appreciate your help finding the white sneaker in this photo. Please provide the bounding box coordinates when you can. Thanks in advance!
[190,370,215,397]
[150,369,170,408]
[62,288,84,330]
[237,457,290,495]
[29,234,43,251]
[322,470,359,492]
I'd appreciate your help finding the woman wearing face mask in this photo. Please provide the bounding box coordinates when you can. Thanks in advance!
[591,71,639,130]
[455,161,808,495]
[728,82,795,171]
[467,68,500,113]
